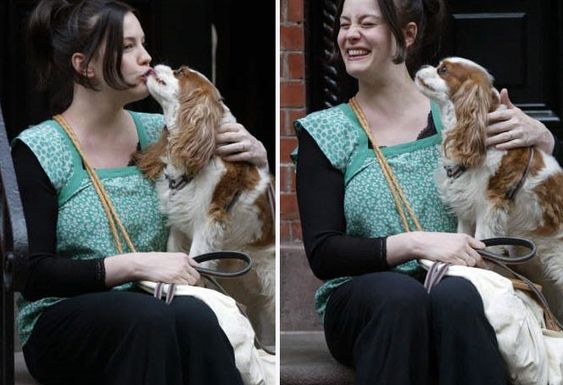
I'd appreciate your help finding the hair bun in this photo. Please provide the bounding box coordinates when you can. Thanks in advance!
[27,0,73,88]
[421,0,446,47]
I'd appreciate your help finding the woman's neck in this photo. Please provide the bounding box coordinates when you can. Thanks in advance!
[62,85,129,136]
[355,65,427,115]
[59,85,139,169]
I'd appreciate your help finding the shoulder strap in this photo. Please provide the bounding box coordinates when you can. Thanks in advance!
[53,115,137,254]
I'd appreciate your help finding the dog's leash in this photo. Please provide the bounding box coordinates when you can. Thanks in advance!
[153,251,252,303]
[424,237,562,331]
[153,251,276,355]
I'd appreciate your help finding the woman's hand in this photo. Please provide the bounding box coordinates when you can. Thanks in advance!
[486,88,555,153]
[387,232,486,267]
[104,252,200,287]
[215,116,268,168]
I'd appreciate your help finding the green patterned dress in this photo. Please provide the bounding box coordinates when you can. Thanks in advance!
[294,103,457,320]
[14,111,168,346]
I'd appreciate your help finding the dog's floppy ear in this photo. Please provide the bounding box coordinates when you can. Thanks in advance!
[444,80,492,168]
[133,128,168,180]
[169,84,224,175]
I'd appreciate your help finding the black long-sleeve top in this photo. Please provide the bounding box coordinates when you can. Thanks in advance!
[296,119,563,281]
[12,141,108,301]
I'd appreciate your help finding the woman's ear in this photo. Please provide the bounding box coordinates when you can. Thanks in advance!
[71,53,94,77]
[404,22,418,49]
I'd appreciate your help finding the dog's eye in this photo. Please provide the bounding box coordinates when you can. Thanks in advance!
[437,65,448,75]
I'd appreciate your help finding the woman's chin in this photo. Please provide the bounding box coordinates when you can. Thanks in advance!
[126,84,150,103]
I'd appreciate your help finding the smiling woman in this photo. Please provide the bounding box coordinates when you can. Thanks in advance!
[293,0,516,384]
[9,1,269,384]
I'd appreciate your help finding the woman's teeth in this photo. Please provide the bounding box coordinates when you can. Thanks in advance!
[348,49,370,57]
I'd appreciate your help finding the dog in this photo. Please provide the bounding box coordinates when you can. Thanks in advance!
[415,57,563,322]
[135,64,275,344]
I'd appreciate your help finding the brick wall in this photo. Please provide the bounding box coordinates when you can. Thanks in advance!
[280,0,305,244]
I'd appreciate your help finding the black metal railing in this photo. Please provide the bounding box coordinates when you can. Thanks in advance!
[0,101,28,385]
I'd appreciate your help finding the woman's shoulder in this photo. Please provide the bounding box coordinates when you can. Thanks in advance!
[17,119,65,143]
[129,111,165,145]
[294,104,353,135]
[293,103,363,172]
[14,120,74,190]
[16,119,70,158]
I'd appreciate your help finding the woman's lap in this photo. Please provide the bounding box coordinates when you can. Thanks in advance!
[323,272,506,385]
[23,290,241,385]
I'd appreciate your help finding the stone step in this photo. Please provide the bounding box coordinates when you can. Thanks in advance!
[281,331,354,385]
[15,352,38,385]
[280,244,322,331]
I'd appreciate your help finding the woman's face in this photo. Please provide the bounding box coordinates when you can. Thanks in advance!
[337,0,396,80]
[119,12,152,100]
[90,12,152,102]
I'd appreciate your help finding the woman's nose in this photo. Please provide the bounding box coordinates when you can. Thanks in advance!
[139,45,152,65]
[345,24,361,40]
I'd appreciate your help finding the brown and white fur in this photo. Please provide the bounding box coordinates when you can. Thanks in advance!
[136,65,275,344]
[415,57,563,322]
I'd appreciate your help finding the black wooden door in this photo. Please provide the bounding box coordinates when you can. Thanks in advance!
[0,0,275,170]
[305,0,563,137]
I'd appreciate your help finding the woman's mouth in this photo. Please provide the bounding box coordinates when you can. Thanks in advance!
[346,48,371,60]
[141,68,155,82]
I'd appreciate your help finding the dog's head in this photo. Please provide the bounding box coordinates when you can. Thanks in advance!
[415,57,500,167]
[146,64,228,175]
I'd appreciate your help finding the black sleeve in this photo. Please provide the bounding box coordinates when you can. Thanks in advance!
[12,141,108,301]
[295,129,389,280]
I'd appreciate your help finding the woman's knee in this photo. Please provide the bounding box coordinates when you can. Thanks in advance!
[343,272,430,317]
[80,291,177,333]
[429,277,485,320]
[169,296,223,335]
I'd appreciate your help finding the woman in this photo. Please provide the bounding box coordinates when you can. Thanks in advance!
[12,1,268,384]
[295,0,561,384]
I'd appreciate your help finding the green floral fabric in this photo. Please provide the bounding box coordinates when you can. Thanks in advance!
[14,111,168,346]
[294,103,457,319]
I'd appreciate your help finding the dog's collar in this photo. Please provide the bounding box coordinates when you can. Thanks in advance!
[444,164,467,179]
[166,173,193,191]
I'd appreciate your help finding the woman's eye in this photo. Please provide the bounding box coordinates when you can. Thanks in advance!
[340,23,350,29]
[362,22,376,27]
[123,44,133,50]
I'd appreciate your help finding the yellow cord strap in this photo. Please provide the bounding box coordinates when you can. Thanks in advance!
[53,114,137,254]
[348,97,423,233]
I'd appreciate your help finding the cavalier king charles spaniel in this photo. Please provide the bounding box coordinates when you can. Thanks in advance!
[136,65,275,343]
[415,57,563,322]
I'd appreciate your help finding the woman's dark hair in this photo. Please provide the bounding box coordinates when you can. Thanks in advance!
[27,0,137,109]
[332,0,447,74]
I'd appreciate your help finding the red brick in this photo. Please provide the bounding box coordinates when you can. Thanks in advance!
[281,108,306,136]
[281,192,299,220]
[280,0,287,22]
[280,52,287,79]
[280,221,291,242]
[281,25,304,51]
[281,164,296,193]
[287,53,304,79]
[287,0,304,22]
[280,110,291,136]
[281,136,298,164]
[288,108,306,126]
[281,81,305,108]
[280,109,287,136]
[291,221,303,241]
